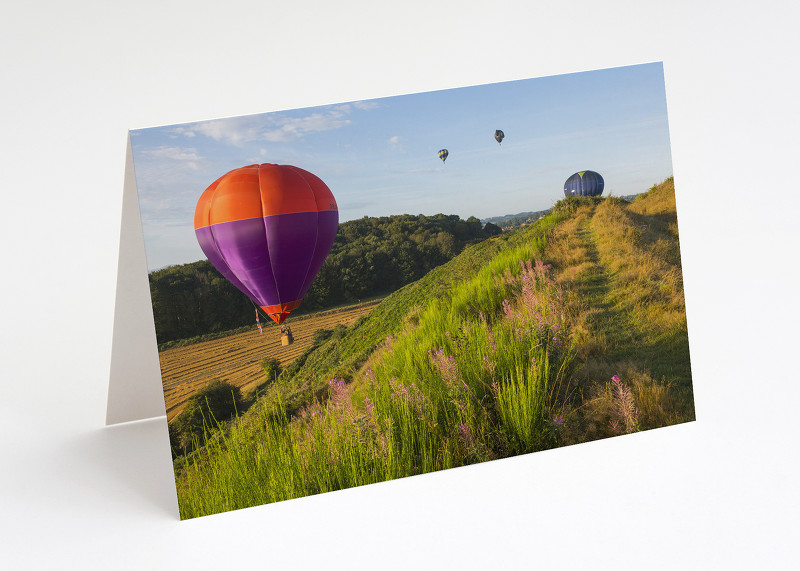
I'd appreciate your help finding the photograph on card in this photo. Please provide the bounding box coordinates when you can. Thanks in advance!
[130,61,695,519]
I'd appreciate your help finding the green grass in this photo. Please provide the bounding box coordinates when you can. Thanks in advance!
[173,178,695,519]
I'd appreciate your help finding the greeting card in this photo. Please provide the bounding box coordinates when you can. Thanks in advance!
[110,62,694,519]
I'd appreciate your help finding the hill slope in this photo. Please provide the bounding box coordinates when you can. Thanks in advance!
[173,177,694,519]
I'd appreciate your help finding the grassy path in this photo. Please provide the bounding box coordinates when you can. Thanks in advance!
[541,188,694,432]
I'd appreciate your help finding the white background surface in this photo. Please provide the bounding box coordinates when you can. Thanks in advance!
[2,1,798,569]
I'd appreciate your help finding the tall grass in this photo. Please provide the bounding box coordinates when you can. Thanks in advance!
[175,181,695,518]
[176,246,578,517]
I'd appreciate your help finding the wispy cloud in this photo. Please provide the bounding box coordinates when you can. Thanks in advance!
[140,146,201,169]
[404,167,442,174]
[262,111,351,142]
[173,117,265,146]
[387,135,405,152]
[352,100,379,110]
[171,105,363,146]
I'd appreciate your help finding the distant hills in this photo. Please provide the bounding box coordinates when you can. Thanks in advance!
[482,193,641,231]
[481,209,551,231]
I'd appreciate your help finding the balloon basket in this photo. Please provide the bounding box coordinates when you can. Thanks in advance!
[281,333,293,346]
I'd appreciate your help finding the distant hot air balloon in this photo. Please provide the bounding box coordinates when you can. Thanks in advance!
[494,130,504,145]
[194,163,339,325]
[563,170,605,197]
[438,149,449,163]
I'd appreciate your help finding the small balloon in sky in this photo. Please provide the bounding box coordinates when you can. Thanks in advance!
[438,149,449,163]
[494,130,505,145]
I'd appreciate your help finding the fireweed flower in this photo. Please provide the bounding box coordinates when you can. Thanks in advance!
[388,377,409,399]
[457,423,474,445]
[428,347,459,387]
[534,259,551,278]
[502,299,514,321]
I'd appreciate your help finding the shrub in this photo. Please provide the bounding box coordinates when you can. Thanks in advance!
[331,323,348,340]
[260,357,282,382]
[483,222,502,236]
[312,328,333,345]
[174,379,242,450]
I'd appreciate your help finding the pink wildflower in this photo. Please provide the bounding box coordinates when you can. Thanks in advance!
[534,259,551,278]
[457,423,474,445]
[502,299,514,321]
[428,347,459,387]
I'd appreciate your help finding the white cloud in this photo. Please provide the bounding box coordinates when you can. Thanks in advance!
[183,117,264,145]
[140,146,201,169]
[387,135,405,153]
[261,111,351,142]
[352,100,379,110]
[169,106,355,146]
[404,167,442,174]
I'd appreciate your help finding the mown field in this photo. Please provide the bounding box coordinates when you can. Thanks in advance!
[160,300,381,421]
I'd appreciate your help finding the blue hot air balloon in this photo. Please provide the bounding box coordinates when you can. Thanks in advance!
[563,170,605,197]
[438,149,449,163]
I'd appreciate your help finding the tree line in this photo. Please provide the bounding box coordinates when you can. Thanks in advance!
[149,213,502,344]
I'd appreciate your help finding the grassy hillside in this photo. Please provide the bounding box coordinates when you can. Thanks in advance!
[173,177,693,519]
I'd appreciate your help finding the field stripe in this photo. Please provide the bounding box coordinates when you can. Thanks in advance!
[160,300,381,420]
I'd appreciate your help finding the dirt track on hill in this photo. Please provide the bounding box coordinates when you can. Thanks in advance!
[159,300,381,421]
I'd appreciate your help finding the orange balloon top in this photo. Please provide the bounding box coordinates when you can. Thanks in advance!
[194,164,338,230]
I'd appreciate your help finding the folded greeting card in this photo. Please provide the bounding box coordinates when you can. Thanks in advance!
[110,62,694,519]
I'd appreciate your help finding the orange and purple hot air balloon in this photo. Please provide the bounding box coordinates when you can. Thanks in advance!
[194,163,339,324]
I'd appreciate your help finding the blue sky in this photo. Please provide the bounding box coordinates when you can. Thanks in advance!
[131,62,673,271]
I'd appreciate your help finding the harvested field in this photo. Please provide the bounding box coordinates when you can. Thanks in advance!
[160,300,381,421]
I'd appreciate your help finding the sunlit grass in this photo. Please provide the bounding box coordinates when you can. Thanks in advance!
[174,178,695,518]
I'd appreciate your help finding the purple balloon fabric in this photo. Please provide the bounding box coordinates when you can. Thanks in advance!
[195,210,339,309]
